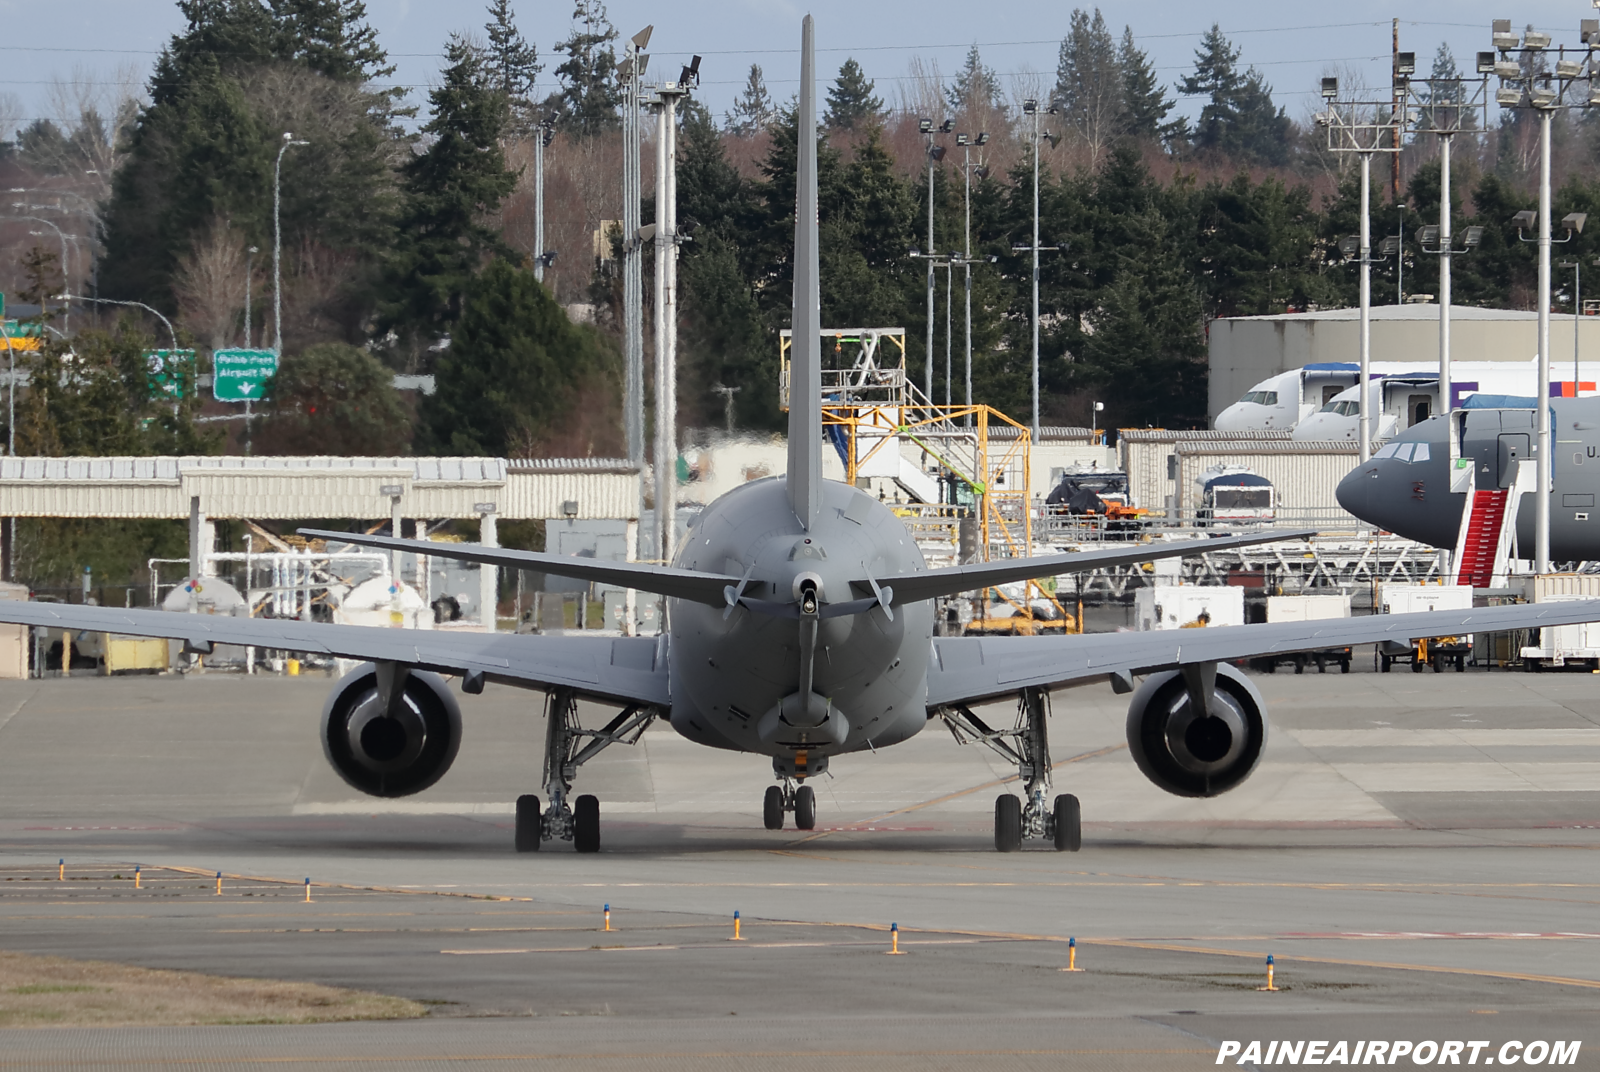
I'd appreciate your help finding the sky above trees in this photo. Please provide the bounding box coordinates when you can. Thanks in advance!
[11,1,1596,138]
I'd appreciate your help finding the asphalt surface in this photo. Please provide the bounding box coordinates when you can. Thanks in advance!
[0,667,1598,1069]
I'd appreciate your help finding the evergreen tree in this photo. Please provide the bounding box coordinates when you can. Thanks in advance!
[1118,27,1174,142]
[99,0,401,321]
[1178,25,1291,167]
[422,259,620,455]
[1420,43,1471,132]
[726,65,774,136]
[947,45,1002,113]
[824,59,883,131]
[1054,9,1123,164]
[483,0,541,131]
[550,0,621,136]
[256,342,413,454]
[383,35,516,346]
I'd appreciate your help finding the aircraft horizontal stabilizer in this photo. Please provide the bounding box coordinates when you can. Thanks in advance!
[297,529,739,607]
[868,530,1316,606]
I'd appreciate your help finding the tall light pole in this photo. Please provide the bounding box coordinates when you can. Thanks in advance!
[1560,258,1582,389]
[273,132,308,354]
[244,246,258,347]
[1019,100,1059,439]
[956,131,989,423]
[918,118,948,402]
[651,56,699,568]
[619,27,650,468]
[1491,17,1599,574]
[57,294,177,350]
[533,113,558,282]
[1315,78,1403,462]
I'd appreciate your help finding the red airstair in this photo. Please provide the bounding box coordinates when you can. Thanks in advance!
[1453,488,1507,589]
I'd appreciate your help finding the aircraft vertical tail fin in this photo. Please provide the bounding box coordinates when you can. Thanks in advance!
[787,14,822,531]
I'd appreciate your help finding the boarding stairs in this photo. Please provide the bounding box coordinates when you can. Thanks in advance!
[1448,460,1532,589]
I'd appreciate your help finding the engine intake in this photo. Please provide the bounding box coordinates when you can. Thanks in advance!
[321,664,463,797]
[1125,663,1267,798]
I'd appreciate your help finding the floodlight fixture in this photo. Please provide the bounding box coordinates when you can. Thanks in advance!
[1043,132,1060,149]
[1494,59,1523,78]
[1419,224,1441,247]
[1313,111,1334,127]
[1497,86,1526,106]
[1529,85,1559,108]
[1493,19,1519,50]
[1512,209,1538,230]
[1590,84,1600,106]
[974,165,991,180]
[1338,235,1360,257]
[1564,212,1588,233]
[679,55,701,86]
[1584,18,1600,45]
[1379,235,1402,256]
[631,25,653,50]
[1558,58,1586,78]
[616,57,633,81]
[918,117,933,133]
[939,119,953,133]
[956,132,969,146]
[976,132,990,145]
[1462,226,1486,248]
[637,223,657,242]
[928,145,946,162]
[1478,50,1498,73]
[535,251,557,268]
[1022,99,1038,115]
[1397,52,1416,76]
[1321,76,1339,99]
[908,247,922,257]
[1523,30,1552,49]
[636,54,650,77]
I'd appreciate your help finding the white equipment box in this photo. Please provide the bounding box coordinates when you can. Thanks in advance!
[1134,586,1244,631]
[1266,594,1351,623]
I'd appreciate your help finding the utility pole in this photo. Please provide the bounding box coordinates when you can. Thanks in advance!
[621,28,650,467]
[273,132,308,353]
[918,118,946,402]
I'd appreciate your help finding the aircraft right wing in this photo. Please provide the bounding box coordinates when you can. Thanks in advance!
[926,599,1600,707]
[870,530,1315,606]
[0,602,669,707]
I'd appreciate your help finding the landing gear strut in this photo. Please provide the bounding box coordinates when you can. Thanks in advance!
[761,774,817,831]
[938,687,1081,853]
[514,687,659,854]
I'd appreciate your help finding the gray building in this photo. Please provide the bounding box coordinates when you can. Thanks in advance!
[1204,304,1600,423]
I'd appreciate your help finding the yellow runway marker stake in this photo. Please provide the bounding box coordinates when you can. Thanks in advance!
[1258,953,1280,992]
[134,867,140,890]
[730,910,744,941]
[57,858,63,882]
[215,871,222,896]
[304,878,312,903]
[887,922,906,955]
[1061,935,1085,972]
[604,904,611,931]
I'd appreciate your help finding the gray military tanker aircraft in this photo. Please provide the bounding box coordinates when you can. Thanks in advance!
[4,19,1600,854]
[1337,400,1600,560]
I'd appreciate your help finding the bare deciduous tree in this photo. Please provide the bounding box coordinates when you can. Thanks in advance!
[173,218,246,351]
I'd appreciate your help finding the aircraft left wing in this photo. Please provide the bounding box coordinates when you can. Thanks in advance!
[926,599,1600,707]
[0,603,668,707]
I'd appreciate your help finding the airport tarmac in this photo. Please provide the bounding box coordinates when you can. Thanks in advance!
[0,666,1598,1069]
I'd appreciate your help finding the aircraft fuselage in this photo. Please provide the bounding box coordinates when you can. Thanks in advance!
[666,477,935,771]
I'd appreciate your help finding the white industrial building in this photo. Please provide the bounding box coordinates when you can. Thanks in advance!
[1205,304,1600,423]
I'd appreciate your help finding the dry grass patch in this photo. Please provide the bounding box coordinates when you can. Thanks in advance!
[0,950,426,1027]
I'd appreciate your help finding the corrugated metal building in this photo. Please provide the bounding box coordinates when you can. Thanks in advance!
[1119,431,1363,523]
[0,456,641,521]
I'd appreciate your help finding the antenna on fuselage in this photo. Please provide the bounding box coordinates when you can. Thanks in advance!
[787,14,822,532]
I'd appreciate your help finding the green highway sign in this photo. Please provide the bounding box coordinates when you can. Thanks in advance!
[213,348,279,402]
[145,350,196,399]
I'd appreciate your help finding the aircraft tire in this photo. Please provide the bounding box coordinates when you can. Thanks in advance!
[794,785,816,830]
[994,794,1022,852]
[763,786,785,829]
[1053,794,1081,852]
[574,794,600,853]
[515,794,541,852]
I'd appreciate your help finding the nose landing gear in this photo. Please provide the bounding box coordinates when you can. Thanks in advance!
[939,687,1082,852]
[761,777,817,830]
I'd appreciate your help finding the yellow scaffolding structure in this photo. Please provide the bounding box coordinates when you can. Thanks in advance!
[779,328,1072,633]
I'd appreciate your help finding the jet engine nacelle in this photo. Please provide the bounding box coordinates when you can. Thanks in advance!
[321,664,463,797]
[1125,663,1267,798]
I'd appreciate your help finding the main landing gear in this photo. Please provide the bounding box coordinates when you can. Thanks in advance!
[938,687,1081,853]
[515,687,659,854]
[762,778,817,831]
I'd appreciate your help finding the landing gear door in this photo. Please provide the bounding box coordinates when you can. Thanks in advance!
[1498,433,1531,489]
